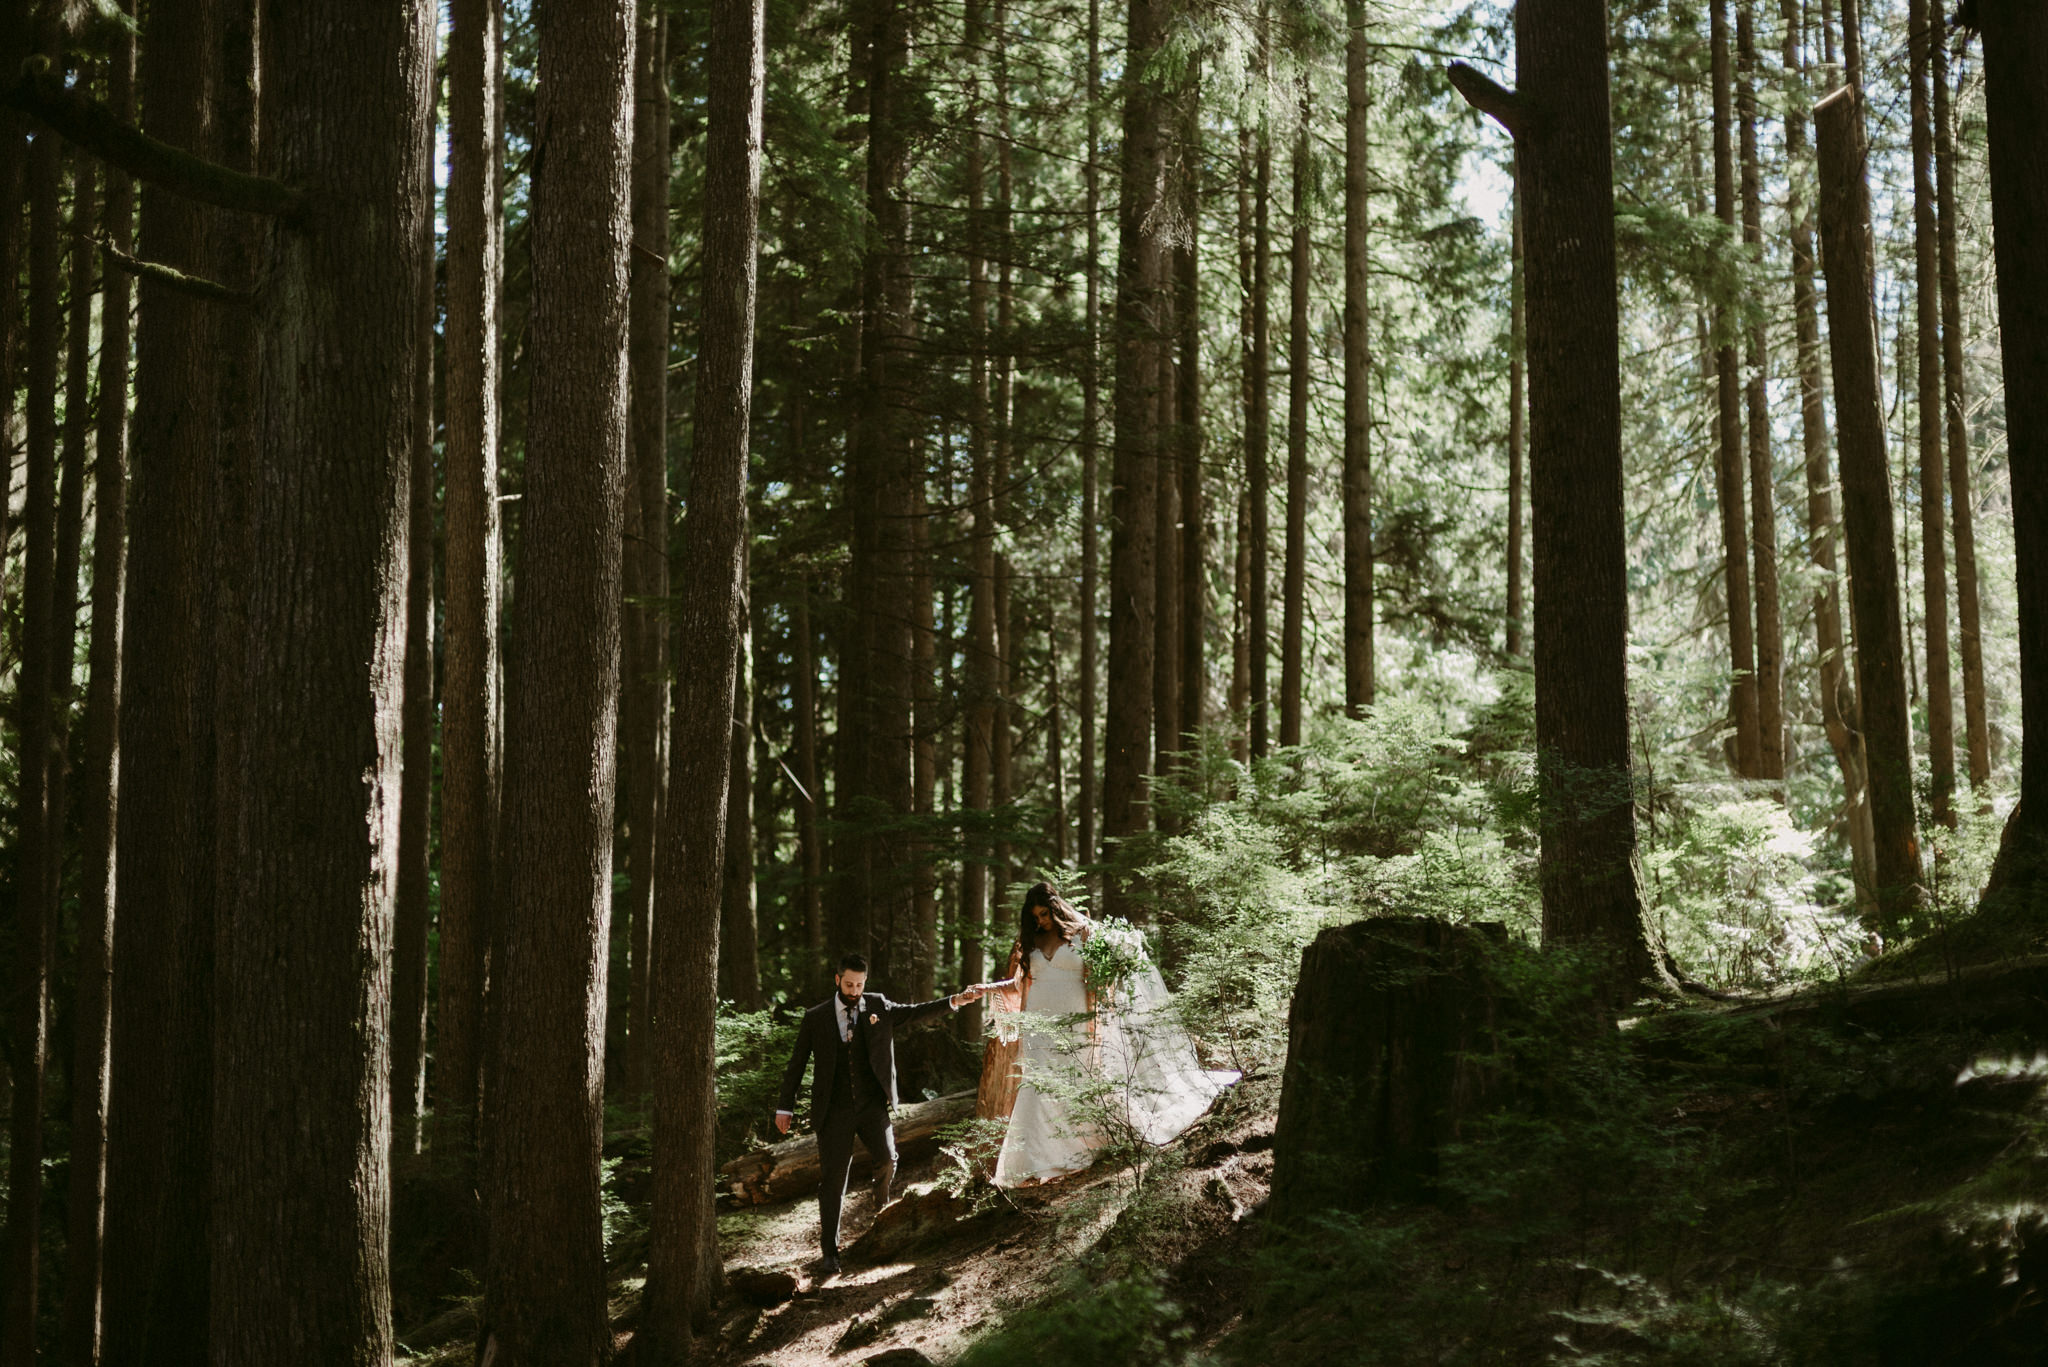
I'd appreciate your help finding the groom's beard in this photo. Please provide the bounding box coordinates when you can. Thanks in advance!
[839,993,861,1011]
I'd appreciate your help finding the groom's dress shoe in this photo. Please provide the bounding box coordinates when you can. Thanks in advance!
[817,1254,841,1277]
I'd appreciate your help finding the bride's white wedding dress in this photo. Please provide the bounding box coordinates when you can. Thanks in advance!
[991,941,1239,1188]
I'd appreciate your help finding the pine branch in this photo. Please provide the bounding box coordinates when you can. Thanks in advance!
[100,239,252,305]
[1448,62,1525,138]
[6,56,307,221]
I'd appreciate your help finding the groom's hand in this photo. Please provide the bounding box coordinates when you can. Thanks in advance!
[950,985,986,1008]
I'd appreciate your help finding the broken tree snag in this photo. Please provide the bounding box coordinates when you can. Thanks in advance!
[1447,62,1524,136]
[1270,918,1511,1219]
[718,1090,977,1206]
[5,57,307,221]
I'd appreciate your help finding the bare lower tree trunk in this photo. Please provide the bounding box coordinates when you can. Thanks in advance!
[208,3,432,1359]
[1784,0,1877,913]
[1815,84,1925,933]
[437,0,505,1166]
[1280,84,1310,750]
[393,57,441,1154]
[1452,0,1660,1000]
[910,485,940,1000]
[1231,490,1251,758]
[65,28,132,1358]
[481,1,636,1360]
[1739,0,1785,786]
[792,586,826,977]
[1156,279,1184,784]
[639,0,762,1347]
[1975,0,2048,913]
[1934,17,1988,793]
[962,0,994,1028]
[1344,0,1376,707]
[620,6,672,1095]
[4,27,64,1352]
[1712,0,1761,778]
[103,0,220,1354]
[1909,0,1955,827]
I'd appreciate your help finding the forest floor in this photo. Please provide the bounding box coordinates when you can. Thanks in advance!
[393,953,2048,1366]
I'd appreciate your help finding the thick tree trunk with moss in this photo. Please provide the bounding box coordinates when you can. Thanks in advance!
[208,4,433,1359]
[1975,0,2048,919]
[1815,85,1925,933]
[638,0,763,1348]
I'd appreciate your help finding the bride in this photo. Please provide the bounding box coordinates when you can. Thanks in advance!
[981,882,1237,1187]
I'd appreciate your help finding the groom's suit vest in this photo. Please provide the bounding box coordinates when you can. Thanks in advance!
[831,1016,885,1112]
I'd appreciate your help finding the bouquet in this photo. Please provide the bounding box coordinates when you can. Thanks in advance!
[1079,917,1154,999]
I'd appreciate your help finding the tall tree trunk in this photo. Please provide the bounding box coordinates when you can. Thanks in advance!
[1248,1,1272,760]
[992,0,1017,897]
[1975,0,2048,914]
[621,6,672,1095]
[102,0,219,1354]
[962,0,995,1033]
[481,1,636,1359]
[792,586,826,979]
[910,483,940,1001]
[393,53,442,1156]
[721,571,764,1009]
[437,0,505,1167]
[1712,0,1762,777]
[1909,0,1955,827]
[1506,161,1526,659]
[1155,265,1183,783]
[1815,84,1925,933]
[1344,0,1376,707]
[1739,0,1785,785]
[1103,0,1170,913]
[1935,15,1988,794]
[1453,0,1659,999]
[836,0,920,970]
[1078,0,1102,870]
[3,22,64,1353]
[639,0,762,1344]
[1280,83,1311,750]
[1231,489,1251,758]
[65,25,132,1359]
[1784,0,1877,913]
[208,2,432,1358]
[1178,73,1206,754]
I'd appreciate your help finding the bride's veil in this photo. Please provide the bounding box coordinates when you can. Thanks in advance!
[1095,963,1240,1148]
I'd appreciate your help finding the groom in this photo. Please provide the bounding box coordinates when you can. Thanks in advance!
[775,953,987,1274]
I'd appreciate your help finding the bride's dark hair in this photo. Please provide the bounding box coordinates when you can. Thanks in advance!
[1018,881,1088,978]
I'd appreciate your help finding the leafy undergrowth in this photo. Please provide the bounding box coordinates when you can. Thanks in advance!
[393,972,2048,1367]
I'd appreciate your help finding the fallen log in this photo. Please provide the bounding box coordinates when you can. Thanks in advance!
[718,1090,978,1206]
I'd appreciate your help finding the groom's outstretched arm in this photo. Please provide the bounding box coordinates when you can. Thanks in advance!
[881,984,988,1027]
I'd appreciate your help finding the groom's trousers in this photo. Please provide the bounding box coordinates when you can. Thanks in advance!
[817,1100,897,1256]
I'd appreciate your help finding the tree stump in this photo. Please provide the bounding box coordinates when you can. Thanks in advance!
[1270,917,1511,1219]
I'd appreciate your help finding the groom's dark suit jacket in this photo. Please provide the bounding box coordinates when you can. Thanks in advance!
[779,991,952,1119]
